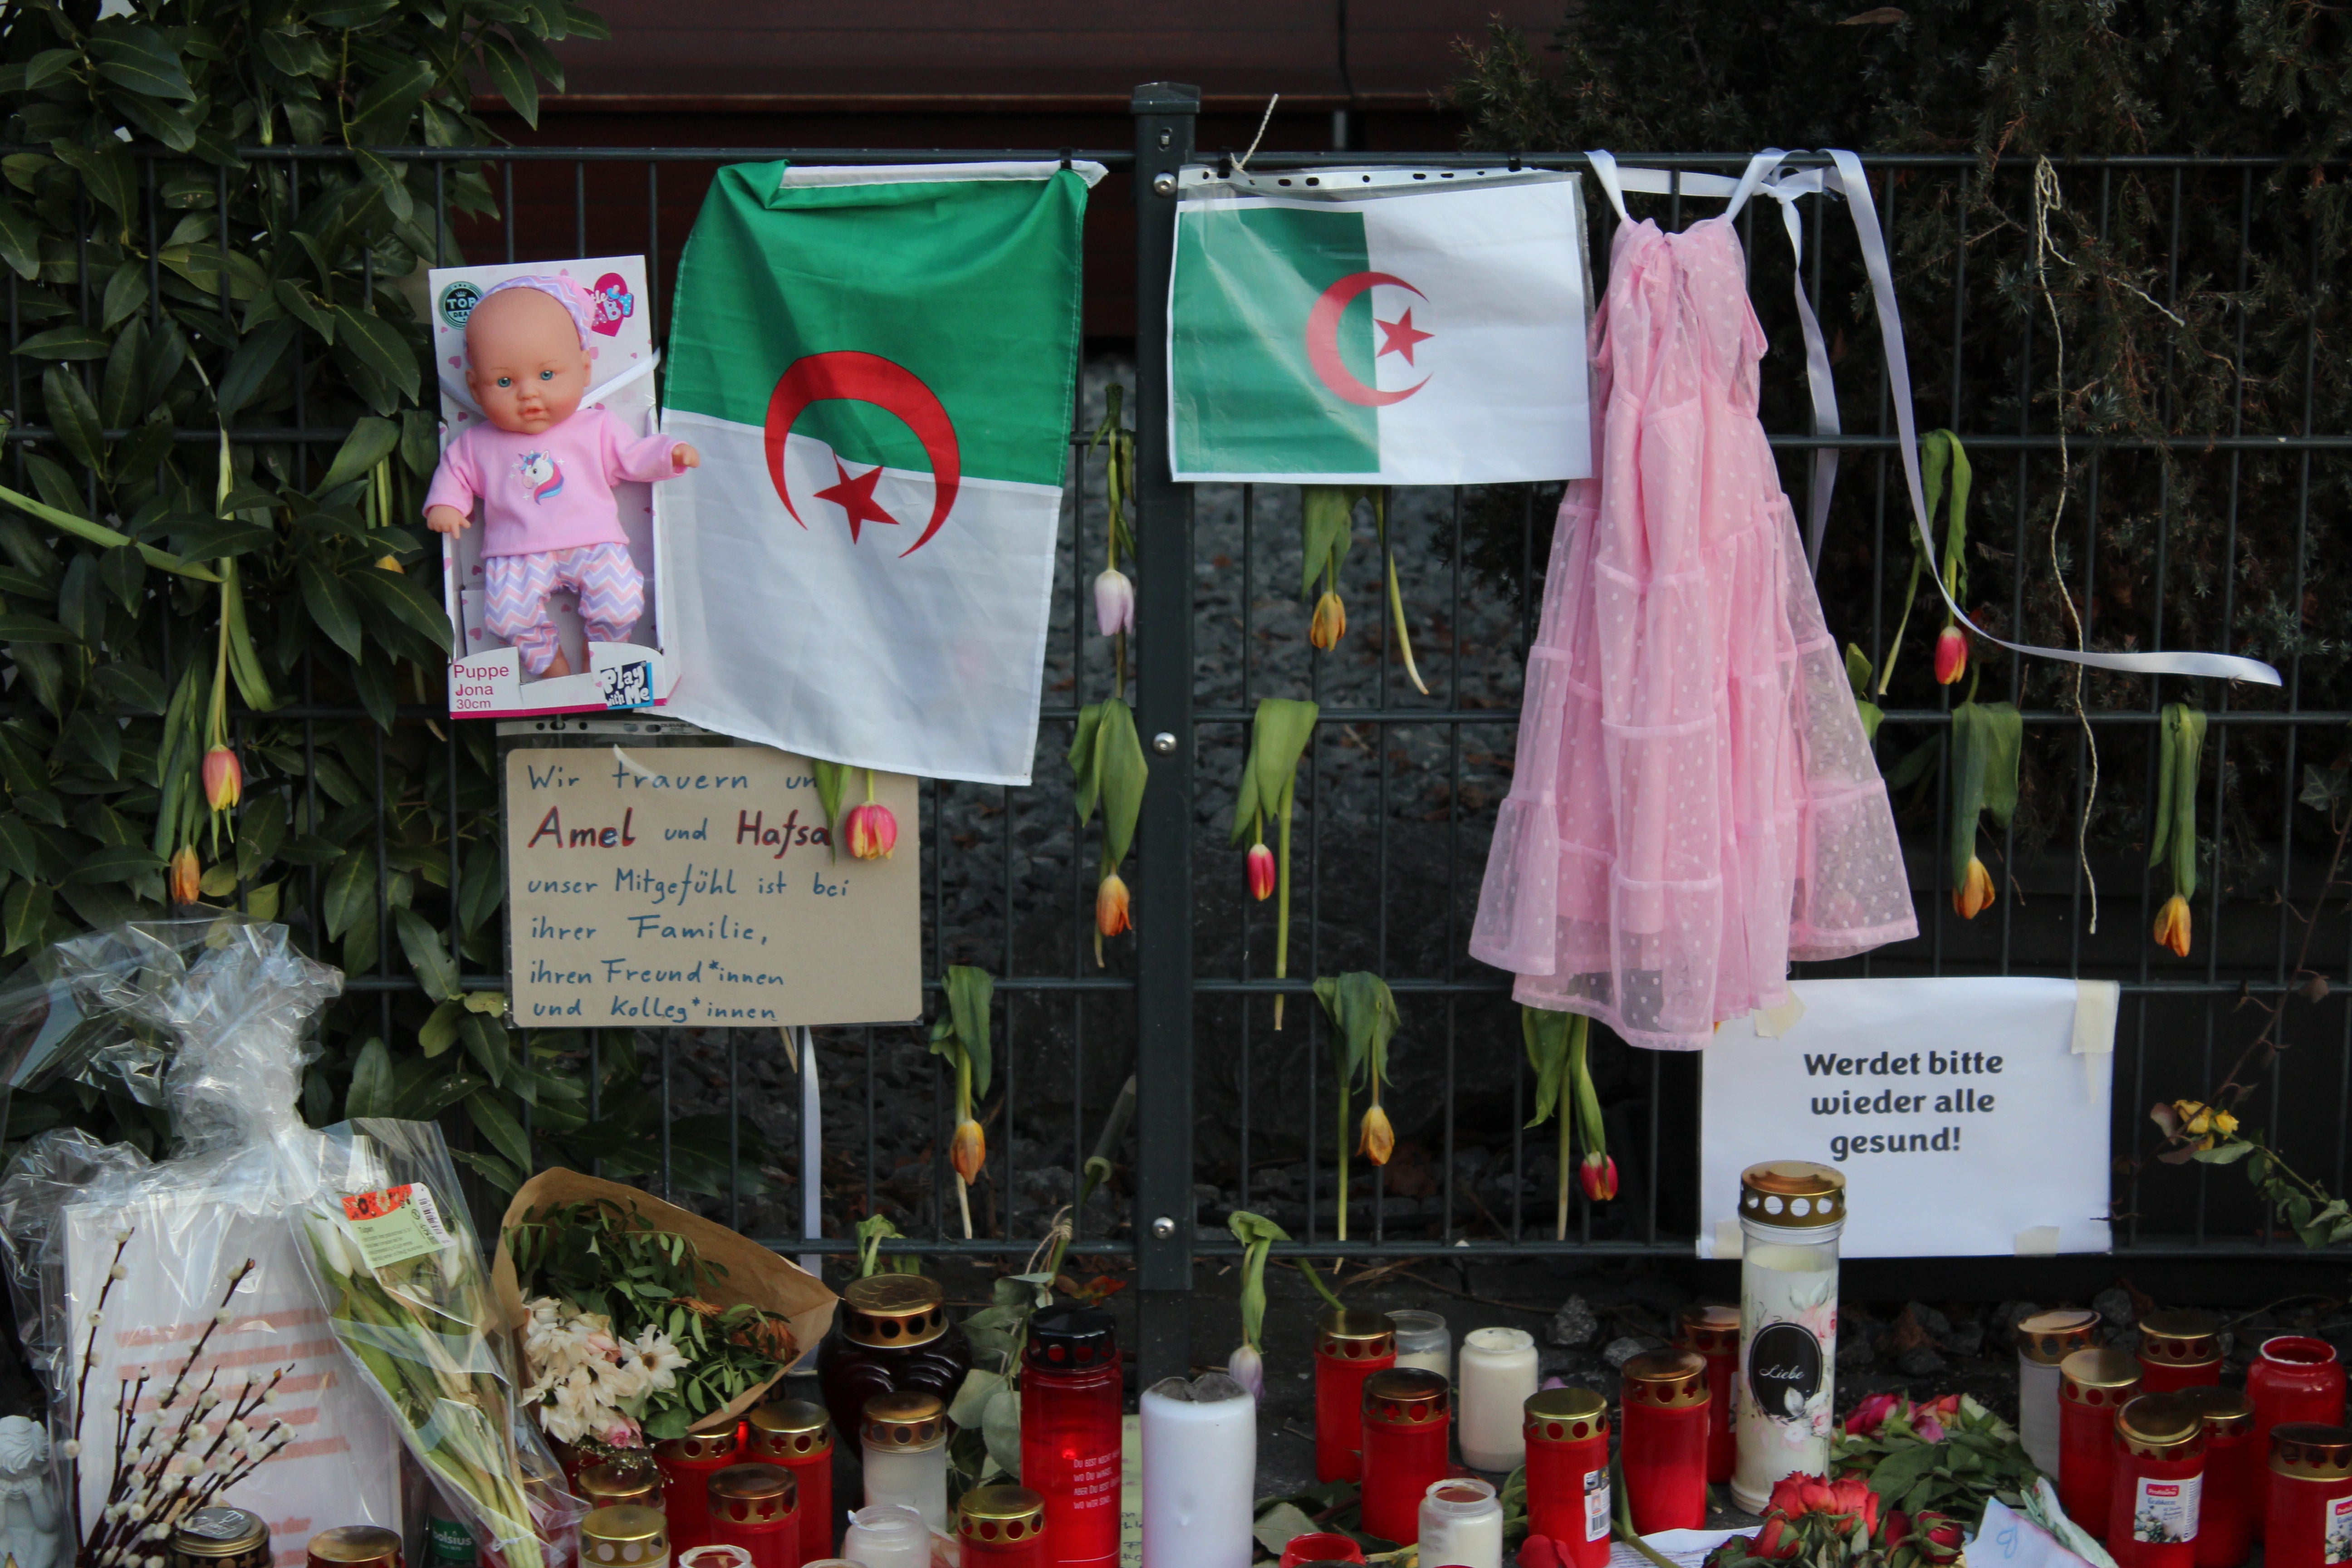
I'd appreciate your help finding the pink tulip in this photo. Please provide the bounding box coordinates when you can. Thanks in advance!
[1247,842,1275,901]
[1934,624,1968,685]
[1093,567,1135,637]
[845,802,897,859]
[1579,1151,1617,1202]
[202,746,241,811]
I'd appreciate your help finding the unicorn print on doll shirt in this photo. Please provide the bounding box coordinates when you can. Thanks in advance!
[517,451,565,505]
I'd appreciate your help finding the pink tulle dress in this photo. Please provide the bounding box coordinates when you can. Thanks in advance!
[1470,211,1917,1050]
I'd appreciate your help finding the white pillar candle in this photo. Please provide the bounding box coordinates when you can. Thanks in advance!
[1457,1328,1539,1472]
[1390,1310,1453,1381]
[1731,1162,1846,1515]
[1418,1478,1504,1568]
[861,1437,949,1532]
[2014,1309,2100,1477]
[839,1503,930,1568]
[1141,1372,1256,1568]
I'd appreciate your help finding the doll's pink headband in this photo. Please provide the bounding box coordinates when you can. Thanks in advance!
[472,273,599,349]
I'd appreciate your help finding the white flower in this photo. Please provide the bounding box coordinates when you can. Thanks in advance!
[113,1229,132,1244]
[109,1265,127,1281]
[213,1308,232,1324]
[147,1556,164,1568]
[226,1421,248,1441]
[59,1440,78,1459]
[86,1311,102,1326]
[260,1387,278,1406]
[631,1325,686,1378]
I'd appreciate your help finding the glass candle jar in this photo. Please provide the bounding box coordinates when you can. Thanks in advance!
[170,1509,272,1568]
[1523,1388,1610,1568]
[1020,1305,1122,1568]
[862,1390,950,1532]
[706,1465,796,1568]
[1277,1535,1367,1566]
[2251,1338,2347,1542]
[1622,1349,1710,1533]
[676,1549,751,1568]
[1731,1161,1845,1514]
[1140,1372,1255,1568]
[1458,1327,1539,1473]
[2018,1309,2102,1477]
[655,1425,745,1554]
[816,1274,974,1444]
[2139,1312,2224,1395]
[1314,1309,1396,1483]
[745,1400,833,1568]
[1418,1479,1505,1568]
[1676,1303,1741,1485]
[581,1508,669,1568]
[2062,1348,2146,1542]
[2107,1395,2206,1568]
[2264,1424,2352,1568]
[840,1503,930,1568]
[582,1459,666,1512]
[1359,1368,1452,1545]
[959,1485,1049,1568]
[1390,1310,1452,1380]
[307,1528,404,1568]
[2180,1387,2255,1568]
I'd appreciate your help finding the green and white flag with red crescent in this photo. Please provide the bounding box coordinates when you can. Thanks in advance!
[662,160,1102,785]
[1169,167,1592,485]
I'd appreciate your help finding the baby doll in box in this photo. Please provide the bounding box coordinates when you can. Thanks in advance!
[425,274,696,679]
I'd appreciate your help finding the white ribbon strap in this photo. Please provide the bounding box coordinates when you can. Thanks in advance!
[1822,149,2280,685]
[435,348,663,421]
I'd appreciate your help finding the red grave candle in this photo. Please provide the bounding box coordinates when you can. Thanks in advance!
[959,1485,1050,1568]
[1676,1304,1741,1486]
[2251,1338,2348,1542]
[1019,1307,1122,1568]
[745,1400,834,1568]
[1524,1388,1611,1568]
[707,1465,797,1568]
[2179,1387,2255,1568]
[2062,1347,2145,1541]
[2107,1395,2205,1568]
[2264,1424,2352,1568]
[655,1424,746,1555]
[2139,1312,2224,1396]
[1314,1310,1396,1484]
[1278,1535,1367,1566]
[1619,1350,1709,1534]
[1358,1369,1451,1546]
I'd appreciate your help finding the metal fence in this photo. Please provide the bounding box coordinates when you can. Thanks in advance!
[18,84,2352,1388]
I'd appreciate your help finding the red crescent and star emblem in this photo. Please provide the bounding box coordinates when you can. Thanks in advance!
[1304,271,1433,407]
[763,350,962,557]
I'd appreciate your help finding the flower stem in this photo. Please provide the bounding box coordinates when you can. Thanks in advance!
[1378,493,1428,695]
[1336,1078,1351,1243]
[1294,1257,1347,1312]
[1558,1104,1571,1242]
[1274,774,1294,1030]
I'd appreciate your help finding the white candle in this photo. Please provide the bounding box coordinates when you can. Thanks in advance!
[839,1503,930,1568]
[2018,1356,2063,1473]
[1390,1310,1452,1381]
[1457,1328,1538,1472]
[1419,1478,1504,1568]
[861,1438,949,1532]
[1141,1372,1256,1568]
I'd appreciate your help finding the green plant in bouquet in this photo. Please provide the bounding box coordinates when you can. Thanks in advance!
[1834,1392,2037,1530]
[504,1196,794,1443]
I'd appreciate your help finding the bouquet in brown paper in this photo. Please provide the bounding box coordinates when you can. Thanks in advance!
[490,1169,836,1455]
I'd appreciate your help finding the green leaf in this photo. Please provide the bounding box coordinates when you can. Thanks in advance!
[330,306,421,407]
[99,317,147,429]
[1312,970,1399,1090]
[323,848,376,940]
[41,366,106,478]
[460,1012,511,1088]
[477,32,540,128]
[0,818,40,881]
[316,417,404,499]
[1230,697,1319,845]
[1067,702,1106,828]
[1298,485,1365,598]
[88,29,196,101]
[465,1088,534,1174]
[0,197,40,280]
[1975,701,2023,827]
[0,614,75,643]
[344,1038,393,1118]
[1521,1004,1573,1127]
[215,318,297,421]
[392,904,460,1001]
[1093,696,1147,869]
[67,843,164,885]
[1844,642,1874,698]
[350,151,415,227]
[418,998,464,1058]
[1948,703,1988,887]
[347,564,455,654]
[349,59,438,129]
[940,963,995,1102]
[3,880,52,955]
[50,141,135,222]
[300,559,363,659]
[12,326,111,360]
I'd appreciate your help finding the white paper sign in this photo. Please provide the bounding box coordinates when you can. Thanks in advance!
[1699,978,2113,1259]
[1971,1497,2104,1568]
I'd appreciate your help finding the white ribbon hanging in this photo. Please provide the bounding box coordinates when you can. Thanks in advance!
[1582,148,2281,687]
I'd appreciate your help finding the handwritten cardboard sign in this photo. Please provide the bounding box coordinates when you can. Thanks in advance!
[505,745,920,1027]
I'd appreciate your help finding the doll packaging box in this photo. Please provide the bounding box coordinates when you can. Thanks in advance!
[427,255,691,718]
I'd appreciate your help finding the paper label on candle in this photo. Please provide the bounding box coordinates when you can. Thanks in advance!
[2131,1477,2200,1544]
[1585,1469,1612,1542]
[2326,1496,2352,1564]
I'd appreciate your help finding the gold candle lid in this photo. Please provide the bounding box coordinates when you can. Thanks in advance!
[1317,1308,1396,1359]
[582,1506,668,1567]
[747,1399,833,1460]
[2137,1309,2222,1367]
[2060,1346,2143,1406]
[862,1389,947,1449]
[1676,1304,1741,1354]
[172,1509,270,1558]
[1622,1348,1709,1410]
[840,1274,950,1348]
[2179,1385,2254,1437]
[1362,1367,1450,1427]
[709,1464,796,1525]
[2017,1309,2102,1366]
[304,1528,401,1568]
[2117,1394,2206,1458]
[1739,1161,1847,1228]
[958,1484,1047,1543]
[2270,1423,2352,1480]
[1525,1387,1609,1444]
[580,1458,665,1508]
[654,1424,742,1465]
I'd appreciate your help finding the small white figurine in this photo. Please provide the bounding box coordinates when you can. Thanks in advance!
[0,1415,61,1568]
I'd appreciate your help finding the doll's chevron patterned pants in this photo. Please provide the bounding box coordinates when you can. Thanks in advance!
[482,543,644,675]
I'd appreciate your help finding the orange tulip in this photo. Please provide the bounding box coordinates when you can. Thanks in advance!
[2154,893,2192,957]
[1952,856,1995,919]
[168,845,201,906]
[1095,871,1132,937]
[1308,591,1346,651]
[844,801,897,859]
[202,746,241,812]
[1358,1102,1395,1166]
[950,1117,986,1183]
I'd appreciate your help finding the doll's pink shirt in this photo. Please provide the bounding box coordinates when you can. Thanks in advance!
[424,405,681,558]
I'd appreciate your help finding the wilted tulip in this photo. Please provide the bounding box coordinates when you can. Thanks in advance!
[950,1117,986,1183]
[202,746,241,811]
[1247,842,1275,901]
[1225,1343,1264,1401]
[1358,1102,1394,1166]
[2153,892,2191,957]
[1579,1150,1618,1202]
[1934,623,1968,685]
[1309,590,1346,651]
[169,845,201,906]
[1093,567,1135,637]
[1096,871,1132,937]
[1953,856,1995,919]
[844,801,897,860]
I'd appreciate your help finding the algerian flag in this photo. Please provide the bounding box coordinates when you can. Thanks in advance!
[1169,167,1592,485]
[662,160,1101,785]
